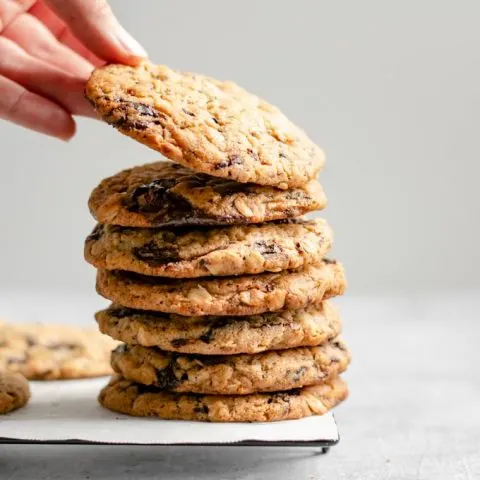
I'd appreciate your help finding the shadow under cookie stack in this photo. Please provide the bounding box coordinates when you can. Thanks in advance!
[84,62,351,422]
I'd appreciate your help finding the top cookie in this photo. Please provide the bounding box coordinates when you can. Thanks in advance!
[88,162,326,228]
[85,62,325,189]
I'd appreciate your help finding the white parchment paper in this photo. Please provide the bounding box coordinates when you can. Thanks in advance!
[0,378,338,444]
[0,292,339,445]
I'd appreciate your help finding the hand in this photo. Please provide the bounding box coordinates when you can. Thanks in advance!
[0,0,147,140]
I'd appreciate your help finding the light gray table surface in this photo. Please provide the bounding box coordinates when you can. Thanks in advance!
[1,294,479,479]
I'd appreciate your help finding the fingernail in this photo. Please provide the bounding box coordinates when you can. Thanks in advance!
[116,25,148,58]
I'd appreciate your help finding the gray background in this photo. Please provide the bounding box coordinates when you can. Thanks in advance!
[0,0,479,295]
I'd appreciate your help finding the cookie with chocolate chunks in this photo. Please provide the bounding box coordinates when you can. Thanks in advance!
[99,376,348,422]
[96,260,346,317]
[96,302,342,355]
[86,62,325,189]
[85,219,332,278]
[110,338,350,395]
[88,162,326,228]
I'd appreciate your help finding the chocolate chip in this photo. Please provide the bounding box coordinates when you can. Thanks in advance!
[86,224,104,242]
[292,366,307,381]
[214,154,243,170]
[132,242,180,266]
[198,316,237,344]
[124,179,204,225]
[182,109,195,117]
[323,258,337,265]
[253,241,283,257]
[211,116,220,124]
[199,333,212,344]
[171,338,188,348]
[331,340,346,351]
[126,179,177,213]
[264,283,275,293]
[284,190,303,200]
[193,404,209,415]
[155,361,181,389]
[105,101,163,131]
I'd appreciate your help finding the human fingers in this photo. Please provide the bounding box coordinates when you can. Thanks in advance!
[3,13,94,77]
[44,0,147,64]
[0,36,94,118]
[0,0,36,32]
[0,73,75,140]
[29,1,104,66]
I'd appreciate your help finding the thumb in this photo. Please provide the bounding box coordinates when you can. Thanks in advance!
[44,0,147,65]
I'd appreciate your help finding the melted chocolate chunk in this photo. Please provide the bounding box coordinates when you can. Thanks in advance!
[126,179,178,213]
[199,333,213,344]
[155,360,181,389]
[253,241,283,257]
[132,242,180,266]
[106,100,164,131]
[123,178,216,226]
[171,338,188,348]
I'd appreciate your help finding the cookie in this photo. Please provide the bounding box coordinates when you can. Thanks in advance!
[88,162,326,228]
[85,62,325,189]
[96,260,346,316]
[110,338,349,395]
[99,375,347,422]
[85,219,332,278]
[96,302,341,355]
[0,372,30,414]
[0,322,118,380]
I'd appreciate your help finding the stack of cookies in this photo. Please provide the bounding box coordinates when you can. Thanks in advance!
[84,62,350,422]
